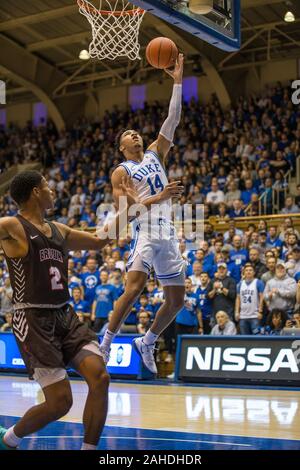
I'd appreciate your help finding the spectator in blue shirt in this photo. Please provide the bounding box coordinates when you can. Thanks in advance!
[230,235,249,268]
[70,287,90,319]
[220,246,242,283]
[229,199,245,218]
[176,278,203,339]
[196,272,213,334]
[136,294,154,316]
[80,257,101,307]
[72,250,88,268]
[145,279,163,314]
[256,308,288,335]
[92,270,118,333]
[68,268,83,298]
[115,239,130,258]
[267,225,283,249]
[189,249,214,279]
[241,179,258,206]
[110,269,125,297]
[128,294,154,325]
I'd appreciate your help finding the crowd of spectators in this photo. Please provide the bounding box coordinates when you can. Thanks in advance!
[0,82,300,361]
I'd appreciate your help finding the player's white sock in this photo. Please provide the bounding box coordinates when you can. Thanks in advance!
[4,426,22,448]
[143,330,159,346]
[81,443,97,450]
[101,330,116,351]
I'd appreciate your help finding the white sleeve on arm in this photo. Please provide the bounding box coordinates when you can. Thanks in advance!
[159,84,182,143]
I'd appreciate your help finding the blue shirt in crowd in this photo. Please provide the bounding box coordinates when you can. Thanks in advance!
[70,299,90,314]
[230,248,249,267]
[176,292,200,327]
[241,188,257,205]
[94,283,118,319]
[80,271,101,306]
[196,284,213,320]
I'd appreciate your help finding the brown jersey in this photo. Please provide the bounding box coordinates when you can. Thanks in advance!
[4,215,70,310]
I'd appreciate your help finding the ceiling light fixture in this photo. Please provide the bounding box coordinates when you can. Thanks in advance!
[284,11,295,22]
[79,49,90,60]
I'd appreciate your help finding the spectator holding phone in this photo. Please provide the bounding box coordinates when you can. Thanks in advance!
[285,309,300,329]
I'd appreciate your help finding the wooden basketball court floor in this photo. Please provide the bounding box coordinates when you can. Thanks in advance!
[0,375,300,450]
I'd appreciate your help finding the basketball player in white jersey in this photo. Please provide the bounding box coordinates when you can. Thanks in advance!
[100,54,185,373]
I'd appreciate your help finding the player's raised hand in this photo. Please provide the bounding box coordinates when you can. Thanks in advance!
[159,181,184,202]
[119,176,140,206]
[164,53,184,84]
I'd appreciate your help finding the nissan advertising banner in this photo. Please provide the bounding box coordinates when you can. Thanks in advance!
[176,335,300,386]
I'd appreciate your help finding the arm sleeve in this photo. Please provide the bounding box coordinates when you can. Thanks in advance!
[159,84,182,143]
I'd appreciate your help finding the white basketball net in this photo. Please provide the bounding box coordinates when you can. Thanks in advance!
[78,0,146,61]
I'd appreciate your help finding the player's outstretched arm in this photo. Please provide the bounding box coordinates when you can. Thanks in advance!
[56,176,139,251]
[148,53,184,163]
[0,219,11,241]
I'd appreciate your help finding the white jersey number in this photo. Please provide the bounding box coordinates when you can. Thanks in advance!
[50,266,63,291]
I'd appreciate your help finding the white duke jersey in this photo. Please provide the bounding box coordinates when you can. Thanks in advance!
[119,149,174,238]
[239,279,260,319]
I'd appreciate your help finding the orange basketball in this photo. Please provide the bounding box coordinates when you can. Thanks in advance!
[146,37,178,69]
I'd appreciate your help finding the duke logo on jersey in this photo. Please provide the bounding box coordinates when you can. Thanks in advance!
[119,150,185,285]
[120,150,172,238]
[238,279,264,319]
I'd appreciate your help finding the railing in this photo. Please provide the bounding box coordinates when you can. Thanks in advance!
[245,168,292,216]
[258,189,269,215]
[244,189,268,216]
[271,168,291,213]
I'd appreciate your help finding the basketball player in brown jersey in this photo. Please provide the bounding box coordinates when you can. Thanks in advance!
[0,170,181,450]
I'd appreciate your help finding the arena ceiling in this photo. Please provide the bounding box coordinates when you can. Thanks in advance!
[0,0,299,108]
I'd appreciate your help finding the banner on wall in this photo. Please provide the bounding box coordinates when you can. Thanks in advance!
[0,333,150,379]
[176,335,300,386]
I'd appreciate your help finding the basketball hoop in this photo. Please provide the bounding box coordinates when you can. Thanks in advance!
[78,0,146,61]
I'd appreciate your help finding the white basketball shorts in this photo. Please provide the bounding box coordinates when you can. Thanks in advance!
[127,231,186,286]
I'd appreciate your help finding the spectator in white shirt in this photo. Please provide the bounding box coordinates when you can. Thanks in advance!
[206,181,225,214]
[189,261,203,288]
[211,311,237,336]
[280,196,299,215]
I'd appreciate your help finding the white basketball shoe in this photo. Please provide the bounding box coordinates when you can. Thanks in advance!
[133,337,157,375]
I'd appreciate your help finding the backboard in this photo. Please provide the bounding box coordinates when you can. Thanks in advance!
[133,0,240,51]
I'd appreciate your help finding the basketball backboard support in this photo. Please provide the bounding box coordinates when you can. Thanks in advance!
[133,0,240,51]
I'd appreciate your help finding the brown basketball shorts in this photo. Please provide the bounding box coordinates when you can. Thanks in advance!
[12,304,101,387]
